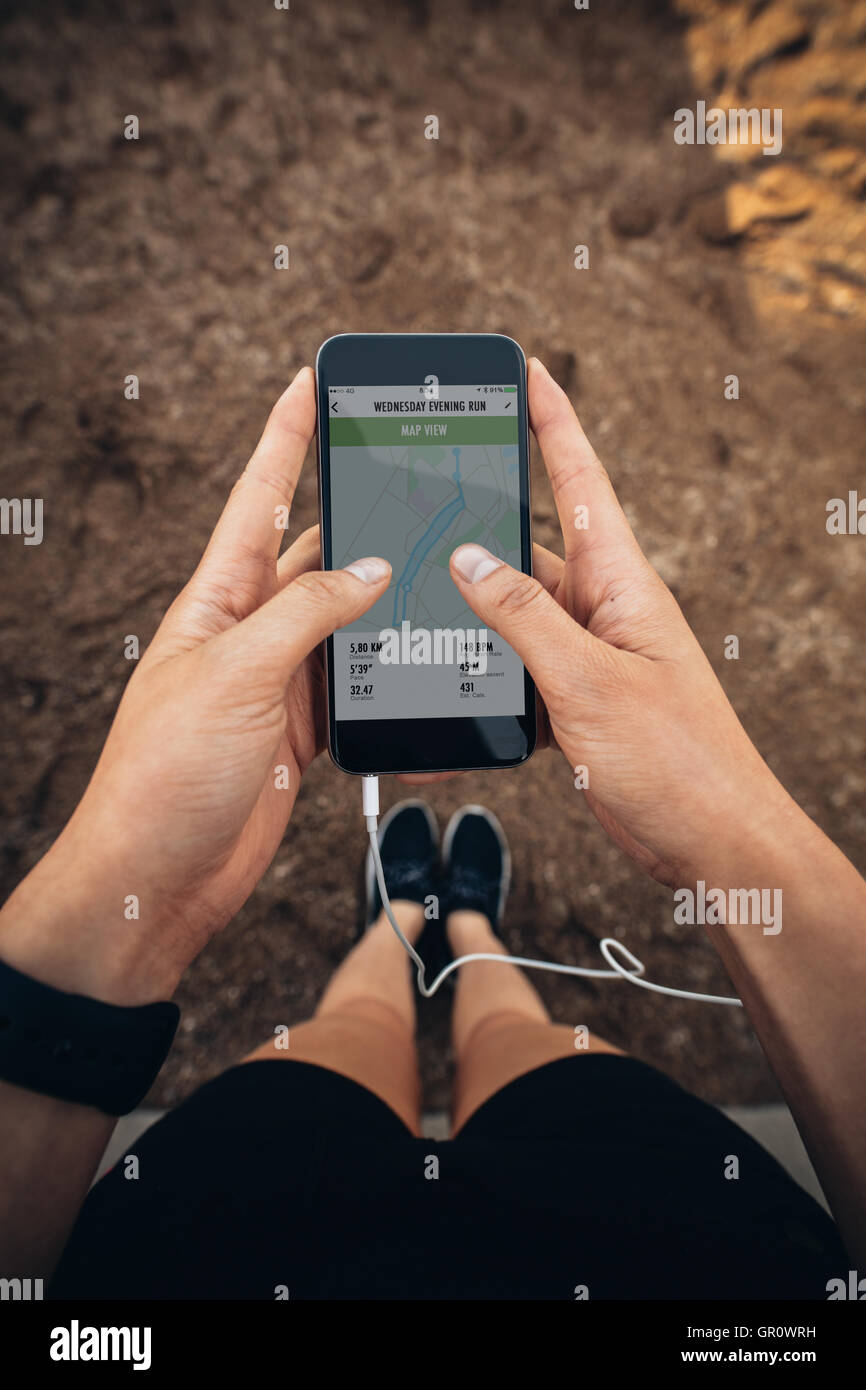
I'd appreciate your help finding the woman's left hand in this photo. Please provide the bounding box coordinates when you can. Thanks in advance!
[0,368,390,1003]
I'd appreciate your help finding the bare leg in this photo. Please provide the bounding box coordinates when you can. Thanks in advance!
[242,901,425,1134]
[448,910,624,1133]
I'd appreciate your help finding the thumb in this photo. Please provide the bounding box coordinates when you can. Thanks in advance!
[222,556,392,690]
[450,544,611,708]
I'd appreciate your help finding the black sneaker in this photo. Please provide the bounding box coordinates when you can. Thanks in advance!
[441,804,511,930]
[365,799,439,928]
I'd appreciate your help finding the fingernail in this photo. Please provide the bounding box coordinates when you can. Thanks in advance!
[452,544,504,583]
[344,556,391,584]
[529,356,549,376]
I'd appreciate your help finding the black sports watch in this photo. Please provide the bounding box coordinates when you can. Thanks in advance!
[0,957,179,1115]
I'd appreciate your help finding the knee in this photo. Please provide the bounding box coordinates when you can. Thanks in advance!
[457,1008,547,1058]
[314,995,414,1041]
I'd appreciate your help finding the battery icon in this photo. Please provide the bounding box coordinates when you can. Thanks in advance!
[504,386,517,392]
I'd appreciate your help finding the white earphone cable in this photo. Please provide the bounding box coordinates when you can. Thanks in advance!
[362,777,742,1007]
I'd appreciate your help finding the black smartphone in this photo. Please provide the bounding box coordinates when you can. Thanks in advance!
[315,332,536,776]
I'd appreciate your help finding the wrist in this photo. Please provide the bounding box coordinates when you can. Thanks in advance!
[679,767,831,893]
[0,836,190,1007]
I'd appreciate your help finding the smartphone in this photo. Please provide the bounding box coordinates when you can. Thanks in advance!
[315,332,536,776]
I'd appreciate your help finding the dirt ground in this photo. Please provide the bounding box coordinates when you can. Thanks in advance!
[1,0,864,1112]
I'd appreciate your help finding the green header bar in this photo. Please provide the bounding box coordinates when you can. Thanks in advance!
[329,416,519,446]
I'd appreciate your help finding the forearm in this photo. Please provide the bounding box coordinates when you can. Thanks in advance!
[0,1085,114,1277]
[0,834,188,1275]
[693,786,866,1261]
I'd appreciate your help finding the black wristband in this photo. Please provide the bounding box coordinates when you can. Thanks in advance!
[0,958,179,1116]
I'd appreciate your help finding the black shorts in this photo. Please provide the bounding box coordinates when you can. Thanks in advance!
[51,1055,847,1300]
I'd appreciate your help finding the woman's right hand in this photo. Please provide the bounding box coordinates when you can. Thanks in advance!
[454,359,866,1266]
[450,358,794,889]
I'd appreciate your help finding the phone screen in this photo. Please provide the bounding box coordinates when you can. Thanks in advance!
[326,381,526,723]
